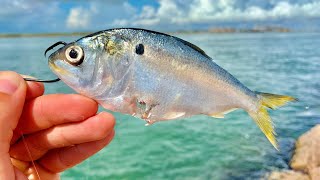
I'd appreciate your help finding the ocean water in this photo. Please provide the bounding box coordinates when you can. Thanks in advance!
[0,33,319,179]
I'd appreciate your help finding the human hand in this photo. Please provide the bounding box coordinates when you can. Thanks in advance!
[0,71,115,180]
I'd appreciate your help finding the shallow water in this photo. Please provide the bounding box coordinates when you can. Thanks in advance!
[1,33,319,179]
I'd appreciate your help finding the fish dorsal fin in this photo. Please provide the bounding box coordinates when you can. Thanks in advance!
[130,28,210,58]
[173,37,211,59]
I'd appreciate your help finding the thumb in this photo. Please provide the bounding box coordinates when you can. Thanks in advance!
[0,71,27,179]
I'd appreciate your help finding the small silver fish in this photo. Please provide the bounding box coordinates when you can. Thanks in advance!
[48,28,295,149]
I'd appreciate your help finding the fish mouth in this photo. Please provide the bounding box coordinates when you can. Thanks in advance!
[48,55,70,77]
[48,59,59,72]
[48,51,59,71]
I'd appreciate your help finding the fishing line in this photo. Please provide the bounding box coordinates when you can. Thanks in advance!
[21,132,41,180]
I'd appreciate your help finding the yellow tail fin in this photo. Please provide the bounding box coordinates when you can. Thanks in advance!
[249,92,296,150]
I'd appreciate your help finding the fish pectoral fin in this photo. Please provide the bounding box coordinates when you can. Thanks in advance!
[163,111,186,119]
[135,98,159,119]
[209,108,238,119]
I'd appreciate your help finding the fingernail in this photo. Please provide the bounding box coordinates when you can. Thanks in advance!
[0,77,19,95]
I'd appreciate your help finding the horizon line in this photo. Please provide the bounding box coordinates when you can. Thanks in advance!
[0,28,319,38]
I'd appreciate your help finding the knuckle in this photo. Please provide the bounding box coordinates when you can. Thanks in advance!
[91,113,115,140]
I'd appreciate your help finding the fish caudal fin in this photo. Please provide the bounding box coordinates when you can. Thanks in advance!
[249,92,296,150]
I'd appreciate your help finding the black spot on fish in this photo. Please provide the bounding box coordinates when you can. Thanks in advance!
[135,44,144,55]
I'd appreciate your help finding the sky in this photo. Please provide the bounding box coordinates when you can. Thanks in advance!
[1,0,320,33]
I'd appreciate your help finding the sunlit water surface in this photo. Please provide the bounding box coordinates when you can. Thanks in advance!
[0,33,319,179]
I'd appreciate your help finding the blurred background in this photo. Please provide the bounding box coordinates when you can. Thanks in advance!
[0,0,319,179]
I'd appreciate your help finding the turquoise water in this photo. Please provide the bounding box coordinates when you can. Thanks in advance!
[1,33,319,179]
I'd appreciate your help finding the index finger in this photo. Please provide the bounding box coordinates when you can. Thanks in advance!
[21,75,44,100]
[13,94,98,137]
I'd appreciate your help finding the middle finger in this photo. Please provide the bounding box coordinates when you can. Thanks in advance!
[10,112,115,161]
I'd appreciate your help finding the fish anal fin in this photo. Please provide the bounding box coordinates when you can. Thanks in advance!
[210,113,225,118]
[209,108,238,119]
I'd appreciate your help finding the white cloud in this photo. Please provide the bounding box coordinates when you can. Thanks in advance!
[140,6,156,19]
[112,0,320,27]
[1,0,320,33]
[66,1,136,30]
[157,0,183,19]
[66,7,92,29]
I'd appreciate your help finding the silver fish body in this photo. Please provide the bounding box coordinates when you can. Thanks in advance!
[48,28,295,149]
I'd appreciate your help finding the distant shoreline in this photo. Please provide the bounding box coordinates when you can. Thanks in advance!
[0,27,318,38]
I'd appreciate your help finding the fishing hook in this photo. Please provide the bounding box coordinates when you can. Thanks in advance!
[23,77,60,83]
[44,41,68,57]
[23,41,66,83]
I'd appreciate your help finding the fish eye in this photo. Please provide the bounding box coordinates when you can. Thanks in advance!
[65,45,84,65]
[135,44,144,55]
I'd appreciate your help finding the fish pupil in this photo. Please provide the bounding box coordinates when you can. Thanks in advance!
[135,44,144,55]
[69,49,78,59]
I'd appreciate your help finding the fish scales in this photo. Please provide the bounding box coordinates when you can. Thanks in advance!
[117,29,254,115]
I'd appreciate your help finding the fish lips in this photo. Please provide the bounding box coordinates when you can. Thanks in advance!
[48,43,77,79]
